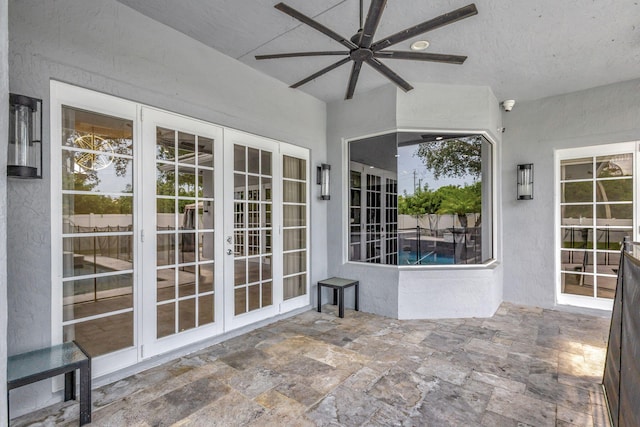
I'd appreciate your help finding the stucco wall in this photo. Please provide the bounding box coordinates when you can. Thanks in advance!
[8,0,327,416]
[1,0,9,422]
[326,83,503,319]
[501,78,640,309]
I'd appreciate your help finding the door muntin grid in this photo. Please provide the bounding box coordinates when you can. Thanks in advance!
[233,145,273,315]
[155,127,216,338]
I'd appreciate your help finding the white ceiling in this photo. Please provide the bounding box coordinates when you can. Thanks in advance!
[116,0,640,103]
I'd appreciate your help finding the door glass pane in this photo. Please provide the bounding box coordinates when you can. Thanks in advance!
[60,106,136,357]
[596,154,632,177]
[596,179,632,202]
[561,181,592,203]
[561,158,592,180]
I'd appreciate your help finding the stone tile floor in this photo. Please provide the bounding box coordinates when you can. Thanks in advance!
[13,303,612,426]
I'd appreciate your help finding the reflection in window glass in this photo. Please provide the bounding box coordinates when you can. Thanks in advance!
[348,132,493,266]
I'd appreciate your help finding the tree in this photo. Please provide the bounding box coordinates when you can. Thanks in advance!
[415,136,482,179]
[436,183,481,228]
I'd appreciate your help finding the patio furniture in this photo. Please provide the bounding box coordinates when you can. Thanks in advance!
[7,341,91,426]
[317,277,359,318]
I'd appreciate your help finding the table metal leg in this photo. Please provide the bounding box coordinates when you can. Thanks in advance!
[317,284,322,312]
[339,288,345,318]
[79,360,91,426]
[332,289,338,305]
[64,371,76,401]
[355,283,359,311]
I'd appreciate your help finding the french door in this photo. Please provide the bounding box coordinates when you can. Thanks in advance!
[53,82,309,375]
[556,141,638,310]
[141,108,225,357]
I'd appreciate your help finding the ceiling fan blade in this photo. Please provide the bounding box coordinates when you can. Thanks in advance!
[365,58,413,92]
[374,51,467,64]
[290,57,351,89]
[345,61,364,100]
[256,51,348,60]
[359,0,387,48]
[371,3,478,51]
[275,3,358,50]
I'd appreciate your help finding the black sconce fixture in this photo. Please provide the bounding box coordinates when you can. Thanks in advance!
[517,163,533,200]
[8,93,42,179]
[317,163,330,200]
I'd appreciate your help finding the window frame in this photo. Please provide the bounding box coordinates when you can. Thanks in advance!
[342,128,498,269]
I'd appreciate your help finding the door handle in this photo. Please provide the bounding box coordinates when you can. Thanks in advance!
[226,249,233,255]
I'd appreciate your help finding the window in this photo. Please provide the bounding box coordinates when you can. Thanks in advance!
[348,132,494,266]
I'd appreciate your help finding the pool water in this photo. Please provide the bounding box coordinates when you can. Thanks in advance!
[398,251,455,265]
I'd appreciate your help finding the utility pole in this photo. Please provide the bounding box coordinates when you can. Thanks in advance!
[413,170,417,193]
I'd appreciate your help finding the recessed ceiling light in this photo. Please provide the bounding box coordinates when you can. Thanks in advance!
[435,136,444,140]
[410,40,430,51]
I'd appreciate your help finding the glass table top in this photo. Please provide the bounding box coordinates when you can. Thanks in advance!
[8,341,88,383]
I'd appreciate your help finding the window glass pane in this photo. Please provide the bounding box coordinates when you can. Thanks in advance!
[157,302,175,338]
[157,167,175,196]
[178,298,196,332]
[284,251,306,275]
[283,156,306,180]
[350,132,492,265]
[62,107,133,156]
[156,127,175,161]
[62,151,133,193]
[177,132,196,161]
[261,151,272,176]
[64,312,133,357]
[284,274,306,300]
[234,145,245,172]
[198,295,214,326]
[284,229,306,251]
[561,158,592,180]
[561,205,593,226]
[596,179,632,202]
[248,148,260,174]
[198,136,214,168]
[63,194,133,231]
[284,205,306,227]
[596,204,632,222]
[283,181,306,203]
[157,198,175,231]
[63,274,133,321]
[596,154,632,178]
[63,236,133,277]
[561,181,592,203]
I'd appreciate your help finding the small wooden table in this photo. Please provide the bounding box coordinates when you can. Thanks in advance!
[317,277,359,318]
[7,341,91,426]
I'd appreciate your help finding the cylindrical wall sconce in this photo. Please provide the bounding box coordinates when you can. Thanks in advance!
[317,163,331,200]
[517,163,533,200]
[8,93,42,179]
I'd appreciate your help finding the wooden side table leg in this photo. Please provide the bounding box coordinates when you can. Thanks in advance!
[339,288,345,318]
[79,360,91,426]
[317,284,322,312]
[64,370,75,401]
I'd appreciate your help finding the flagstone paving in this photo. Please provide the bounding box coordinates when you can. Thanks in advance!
[11,302,611,426]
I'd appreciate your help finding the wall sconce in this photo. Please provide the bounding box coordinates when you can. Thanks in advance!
[517,163,533,200]
[317,163,331,200]
[8,93,42,179]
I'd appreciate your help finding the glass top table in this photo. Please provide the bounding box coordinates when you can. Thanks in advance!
[8,341,92,425]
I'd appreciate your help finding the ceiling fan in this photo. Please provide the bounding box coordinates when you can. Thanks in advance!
[256,1,478,100]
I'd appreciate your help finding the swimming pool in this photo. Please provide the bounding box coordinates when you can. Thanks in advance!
[398,251,455,265]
